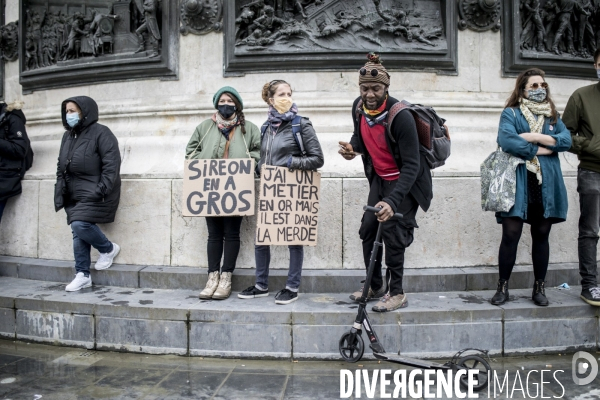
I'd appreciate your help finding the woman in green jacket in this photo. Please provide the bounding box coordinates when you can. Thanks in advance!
[186,87,261,300]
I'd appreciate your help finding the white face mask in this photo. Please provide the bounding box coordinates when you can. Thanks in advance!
[596,68,600,80]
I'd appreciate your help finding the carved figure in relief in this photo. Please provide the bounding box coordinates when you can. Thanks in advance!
[87,9,119,56]
[293,0,323,19]
[61,12,89,60]
[550,0,580,55]
[41,12,66,66]
[373,0,412,41]
[577,0,595,57]
[0,21,18,62]
[26,9,46,67]
[521,0,546,51]
[248,6,285,37]
[236,0,265,40]
[541,0,558,43]
[236,28,275,46]
[334,10,374,30]
[135,0,161,57]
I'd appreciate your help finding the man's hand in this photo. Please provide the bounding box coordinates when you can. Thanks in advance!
[537,147,554,156]
[338,141,356,160]
[374,201,393,222]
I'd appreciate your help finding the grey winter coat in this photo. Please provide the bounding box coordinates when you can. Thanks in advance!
[257,116,324,172]
[54,96,121,225]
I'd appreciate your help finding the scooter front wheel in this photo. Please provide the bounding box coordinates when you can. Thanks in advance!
[339,331,365,362]
[456,354,491,392]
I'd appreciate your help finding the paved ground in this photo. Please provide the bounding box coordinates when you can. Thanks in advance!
[0,339,599,399]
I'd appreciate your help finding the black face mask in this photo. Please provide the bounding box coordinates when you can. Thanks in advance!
[218,104,236,119]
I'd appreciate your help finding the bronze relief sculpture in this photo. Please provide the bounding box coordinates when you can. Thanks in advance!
[504,0,600,79]
[225,0,457,75]
[19,0,179,92]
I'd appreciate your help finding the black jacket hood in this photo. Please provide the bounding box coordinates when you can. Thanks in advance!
[0,103,26,125]
[61,96,99,131]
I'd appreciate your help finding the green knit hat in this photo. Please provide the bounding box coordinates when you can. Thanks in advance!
[213,86,243,109]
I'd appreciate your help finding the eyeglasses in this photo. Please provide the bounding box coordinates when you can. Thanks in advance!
[359,68,379,77]
[528,82,548,90]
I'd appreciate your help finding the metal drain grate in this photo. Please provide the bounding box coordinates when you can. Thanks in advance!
[78,351,97,357]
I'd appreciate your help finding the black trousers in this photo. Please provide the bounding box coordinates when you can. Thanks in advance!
[205,216,244,274]
[359,175,419,296]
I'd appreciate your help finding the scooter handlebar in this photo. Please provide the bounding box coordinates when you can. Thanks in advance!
[363,205,403,220]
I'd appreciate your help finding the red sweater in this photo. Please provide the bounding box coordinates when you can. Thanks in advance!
[360,117,400,180]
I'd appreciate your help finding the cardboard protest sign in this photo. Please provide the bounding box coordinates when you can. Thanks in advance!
[256,165,321,246]
[182,159,255,217]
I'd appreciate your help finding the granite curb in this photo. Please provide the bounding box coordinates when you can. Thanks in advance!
[1,276,597,360]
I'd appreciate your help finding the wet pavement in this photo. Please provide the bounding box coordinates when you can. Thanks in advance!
[0,339,599,399]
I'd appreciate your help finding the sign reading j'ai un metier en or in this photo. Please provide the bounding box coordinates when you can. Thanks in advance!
[256,165,321,246]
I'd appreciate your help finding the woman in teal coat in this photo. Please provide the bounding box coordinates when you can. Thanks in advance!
[491,68,572,307]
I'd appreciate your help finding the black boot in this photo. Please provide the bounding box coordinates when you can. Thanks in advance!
[491,279,509,305]
[532,280,549,306]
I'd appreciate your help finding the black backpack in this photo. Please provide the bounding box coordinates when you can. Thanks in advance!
[355,99,451,169]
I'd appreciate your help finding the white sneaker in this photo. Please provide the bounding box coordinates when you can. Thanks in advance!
[65,272,92,292]
[95,243,120,270]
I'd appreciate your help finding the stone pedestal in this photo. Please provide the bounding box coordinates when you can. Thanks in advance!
[1,0,597,270]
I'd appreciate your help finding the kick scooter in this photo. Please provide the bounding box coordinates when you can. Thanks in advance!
[339,206,491,391]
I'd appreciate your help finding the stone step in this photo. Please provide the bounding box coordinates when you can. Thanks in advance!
[0,256,582,294]
[0,276,597,360]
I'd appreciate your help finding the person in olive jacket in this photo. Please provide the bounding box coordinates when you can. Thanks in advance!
[563,48,600,307]
[186,87,261,300]
[55,96,121,292]
[0,101,31,224]
[238,79,324,305]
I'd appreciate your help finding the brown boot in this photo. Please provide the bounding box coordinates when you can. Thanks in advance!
[212,272,232,300]
[372,293,408,312]
[199,271,220,299]
[349,284,386,302]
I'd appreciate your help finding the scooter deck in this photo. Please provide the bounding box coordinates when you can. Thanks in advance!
[373,353,451,370]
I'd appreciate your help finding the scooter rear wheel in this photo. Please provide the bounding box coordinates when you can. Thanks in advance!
[456,354,491,392]
[339,331,364,363]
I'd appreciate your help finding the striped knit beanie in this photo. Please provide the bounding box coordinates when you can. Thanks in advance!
[358,53,390,87]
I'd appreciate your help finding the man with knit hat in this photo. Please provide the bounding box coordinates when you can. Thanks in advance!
[339,53,433,312]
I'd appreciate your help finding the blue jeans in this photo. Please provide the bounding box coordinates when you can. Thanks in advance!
[578,168,600,290]
[255,245,304,291]
[0,198,7,225]
[71,221,113,275]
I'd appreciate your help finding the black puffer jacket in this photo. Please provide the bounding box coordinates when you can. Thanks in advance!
[55,96,121,225]
[257,116,324,172]
[0,106,29,202]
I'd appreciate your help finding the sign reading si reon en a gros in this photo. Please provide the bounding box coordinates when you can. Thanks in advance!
[256,165,321,246]
[182,159,255,217]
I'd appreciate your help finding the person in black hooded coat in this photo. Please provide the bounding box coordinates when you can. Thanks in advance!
[55,96,122,292]
[0,101,30,224]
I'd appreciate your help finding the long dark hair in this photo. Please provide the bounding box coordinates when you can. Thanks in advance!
[223,92,246,134]
[505,68,558,123]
